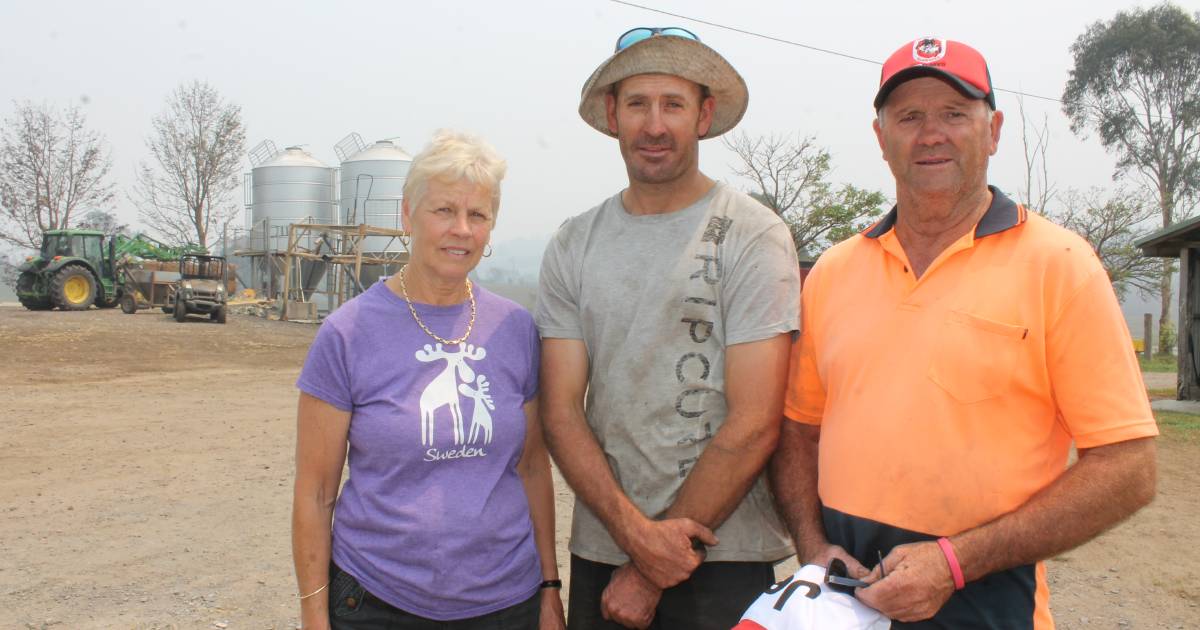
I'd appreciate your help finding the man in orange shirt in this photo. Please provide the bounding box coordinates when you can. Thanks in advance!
[770,36,1158,628]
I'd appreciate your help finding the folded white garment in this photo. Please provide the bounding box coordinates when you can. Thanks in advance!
[734,564,892,630]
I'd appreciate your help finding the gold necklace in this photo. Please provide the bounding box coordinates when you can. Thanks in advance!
[398,267,476,345]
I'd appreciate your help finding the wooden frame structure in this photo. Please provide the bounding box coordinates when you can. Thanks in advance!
[235,223,410,321]
[1136,214,1200,400]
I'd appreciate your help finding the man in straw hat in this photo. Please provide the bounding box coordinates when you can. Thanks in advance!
[536,27,802,629]
[771,36,1158,627]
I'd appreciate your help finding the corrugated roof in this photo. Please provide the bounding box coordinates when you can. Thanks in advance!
[1136,214,1200,258]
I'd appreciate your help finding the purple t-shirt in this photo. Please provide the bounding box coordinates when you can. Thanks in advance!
[297,280,541,620]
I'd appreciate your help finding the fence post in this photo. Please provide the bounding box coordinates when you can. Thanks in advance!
[1143,313,1153,361]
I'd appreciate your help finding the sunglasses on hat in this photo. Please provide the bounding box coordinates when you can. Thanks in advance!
[615,26,700,52]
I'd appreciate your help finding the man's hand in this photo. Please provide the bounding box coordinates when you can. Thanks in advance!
[601,563,662,629]
[856,541,954,622]
[806,543,869,578]
[621,516,717,588]
[541,338,713,589]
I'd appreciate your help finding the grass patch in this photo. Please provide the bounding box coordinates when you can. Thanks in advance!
[1147,387,1175,400]
[1155,410,1200,443]
[1139,353,1177,372]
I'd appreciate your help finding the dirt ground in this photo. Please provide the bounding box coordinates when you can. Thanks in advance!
[0,305,1197,629]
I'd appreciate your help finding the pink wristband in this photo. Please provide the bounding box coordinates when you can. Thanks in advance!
[936,537,966,590]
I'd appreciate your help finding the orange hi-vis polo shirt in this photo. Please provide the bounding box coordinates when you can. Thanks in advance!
[784,188,1157,629]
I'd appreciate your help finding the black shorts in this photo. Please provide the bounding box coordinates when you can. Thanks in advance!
[328,561,540,630]
[566,554,775,630]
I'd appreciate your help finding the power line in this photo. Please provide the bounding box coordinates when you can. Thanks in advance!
[610,0,880,66]
[607,0,1162,121]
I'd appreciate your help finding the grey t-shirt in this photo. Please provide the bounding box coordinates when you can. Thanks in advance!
[535,182,801,564]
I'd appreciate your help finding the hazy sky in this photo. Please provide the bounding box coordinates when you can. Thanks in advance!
[3,0,1194,252]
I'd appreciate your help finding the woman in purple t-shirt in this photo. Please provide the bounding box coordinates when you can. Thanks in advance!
[292,130,564,630]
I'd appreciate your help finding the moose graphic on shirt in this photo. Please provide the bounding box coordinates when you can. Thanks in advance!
[414,342,493,447]
[458,374,496,445]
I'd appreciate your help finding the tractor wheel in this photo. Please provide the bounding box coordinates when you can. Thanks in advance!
[18,297,53,310]
[50,266,96,311]
[96,291,119,308]
[212,306,227,324]
[17,271,52,310]
[120,293,138,314]
[174,296,188,322]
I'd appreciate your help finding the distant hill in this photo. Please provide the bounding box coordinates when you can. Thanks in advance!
[477,281,537,311]
[474,235,548,286]
[466,235,547,312]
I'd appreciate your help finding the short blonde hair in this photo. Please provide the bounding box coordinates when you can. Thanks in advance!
[403,129,507,215]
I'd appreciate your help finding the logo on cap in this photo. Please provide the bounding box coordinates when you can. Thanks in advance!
[912,37,946,64]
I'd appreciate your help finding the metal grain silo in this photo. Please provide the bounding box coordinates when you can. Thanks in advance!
[243,145,337,301]
[338,139,412,253]
[251,146,337,251]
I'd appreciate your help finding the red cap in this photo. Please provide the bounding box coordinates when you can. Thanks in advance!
[874,37,994,110]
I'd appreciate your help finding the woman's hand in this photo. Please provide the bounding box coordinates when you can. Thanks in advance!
[299,599,332,630]
[292,393,350,630]
[519,397,566,630]
[540,587,566,630]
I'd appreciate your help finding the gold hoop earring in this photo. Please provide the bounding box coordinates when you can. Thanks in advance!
[483,244,493,258]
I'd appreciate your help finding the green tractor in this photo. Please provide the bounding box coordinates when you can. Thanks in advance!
[15,229,204,311]
[15,229,121,311]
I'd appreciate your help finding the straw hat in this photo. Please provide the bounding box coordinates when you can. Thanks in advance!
[578,34,749,139]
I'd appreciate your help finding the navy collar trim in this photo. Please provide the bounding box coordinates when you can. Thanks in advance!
[863,186,1023,240]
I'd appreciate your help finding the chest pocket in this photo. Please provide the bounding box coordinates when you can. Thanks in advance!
[928,310,1028,404]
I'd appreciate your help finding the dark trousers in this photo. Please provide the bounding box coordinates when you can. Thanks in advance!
[566,554,775,630]
[328,561,540,629]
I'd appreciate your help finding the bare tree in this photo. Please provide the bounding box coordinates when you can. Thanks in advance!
[0,101,115,249]
[1013,96,1158,304]
[1016,96,1057,212]
[724,131,886,256]
[133,81,245,249]
[1048,188,1160,299]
